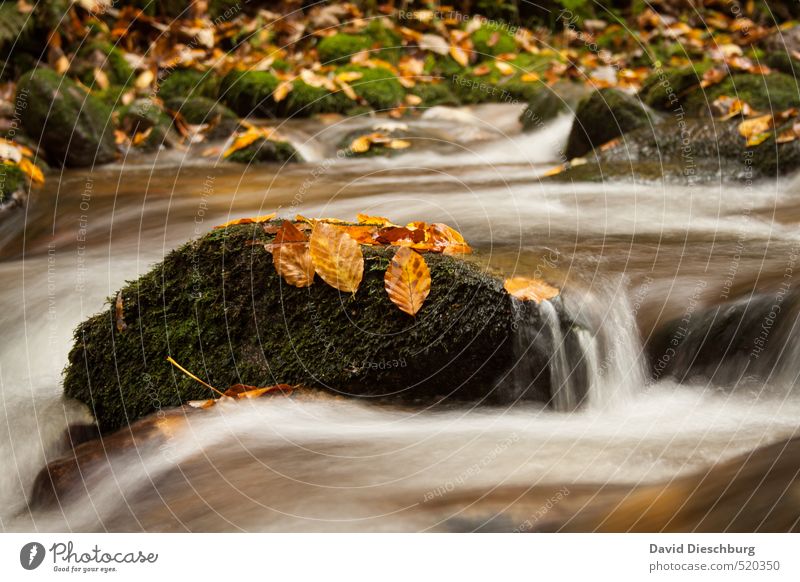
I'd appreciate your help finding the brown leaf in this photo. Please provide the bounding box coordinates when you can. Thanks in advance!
[224,384,293,398]
[271,220,315,287]
[504,277,560,304]
[310,221,364,293]
[384,247,431,316]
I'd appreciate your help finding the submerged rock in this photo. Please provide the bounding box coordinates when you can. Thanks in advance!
[565,88,654,159]
[16,68,117,167]
[119,98,177,151]
[63,224,577,432]
[164,97,240,140]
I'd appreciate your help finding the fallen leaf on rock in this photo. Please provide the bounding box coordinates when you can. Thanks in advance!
[473,64,491,76]
[700,67,727,89]
[520,72,541,82]
[17,157,45,184]
[135,69,154,89]
[738,114,774,146]
[273,80,294,102]
[310,221,364,293]
[495,61,514,76]
[428,222,471,254]
[504,277,560,304]
[357,213,395,226]
[384,247,431,316]
[115,291,127,332]
[214,212,277,228]
[386,139,411,149]
[224,384,294,398]
[270,220,315,287]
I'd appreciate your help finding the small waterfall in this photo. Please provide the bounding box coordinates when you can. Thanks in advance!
[509,280,645,412]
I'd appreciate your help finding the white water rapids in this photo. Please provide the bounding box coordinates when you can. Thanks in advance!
[1,104,799,531]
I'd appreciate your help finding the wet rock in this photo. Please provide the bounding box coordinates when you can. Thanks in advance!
[224,137,302,163]
[565,88,654,159]
[520,81,589,132]
[62,224,574,432]
[16,68,117,167]
[646,288,800,385]
[119,98,177,151]
[165,97,240,140]
[597,116,800,178]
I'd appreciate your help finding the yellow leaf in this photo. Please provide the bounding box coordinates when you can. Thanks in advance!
[357,213,394,226]
[17,158,45,184]
[214,212,277,229]
[384,247,431,316]
[349,134,372,153]
[223,128,263,158]
[520,72,541,82]
[132,127,153,146]
[273,80,293,103]
[543,164,566,177]
[93,67,109,90]
[386,139,411,149]
[495,61,514,76]
[449,45,469,67]
[503,277,560,304]
[335,71,363,83]
[338,80,357,100]
[188,399,216,409]
[310,221,364,293]
[271,220,315,288]
[405,94,422,106]
[135,69,154,89]
[738,114,773,146]
[54,55,70,75]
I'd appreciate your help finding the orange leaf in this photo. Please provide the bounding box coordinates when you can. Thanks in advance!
[384,247,431,316]
[504,277,560,304]
[310,221,364,293]
[427,223,471,254]
[357,213,394,226]
[223,128,264,158]
[17,157,45,184]
[214,212,277,229]
[270,220,315,287]
[273,80,294,103]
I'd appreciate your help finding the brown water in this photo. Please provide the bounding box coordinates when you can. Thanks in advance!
[1,104,799,531]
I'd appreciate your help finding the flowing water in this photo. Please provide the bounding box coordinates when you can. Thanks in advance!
[1,104,799,531]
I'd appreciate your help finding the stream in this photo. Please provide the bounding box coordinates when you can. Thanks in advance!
[1,103,799,531]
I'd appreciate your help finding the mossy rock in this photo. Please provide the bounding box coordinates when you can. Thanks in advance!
[765,52,800,76]
[683,72,800,116]
[165,97,239,140]
[220,70,279,117]
[472,24,517,58]
[62,225,574,433]
[597,117,800,179]
[565,88,653,159]
[364,19,403,62]
[158,68,219,103]
[282,80,351,117]
[224,138,301,164]
[411,82,461,108]
[16,68,117,167]
[345,66,405,111]
[317,33,372,65]
[0,163,27,205]
[119,98,174,151]
[520,81,591,131]
[71,42,133,87]
[639,63,713,111]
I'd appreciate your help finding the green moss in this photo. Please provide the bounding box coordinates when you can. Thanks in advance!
[411,82,460,107]
[343,65,405,110]
[220,69,279,117]
[282,80,351,117]
[317,33,371,65]
[63,225,560,433]
[472,23,517,58]
[639,62,713,110]
[0,163,26,204]
[364,19,402,62]
[16,68,117,167]
[683,72,800,115]
[158,69,219,103]
[73,42,133,87]
[224,138,301,163]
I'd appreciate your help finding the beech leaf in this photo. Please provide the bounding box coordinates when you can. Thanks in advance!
[310,221,364,293]
[384,247,431,316]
